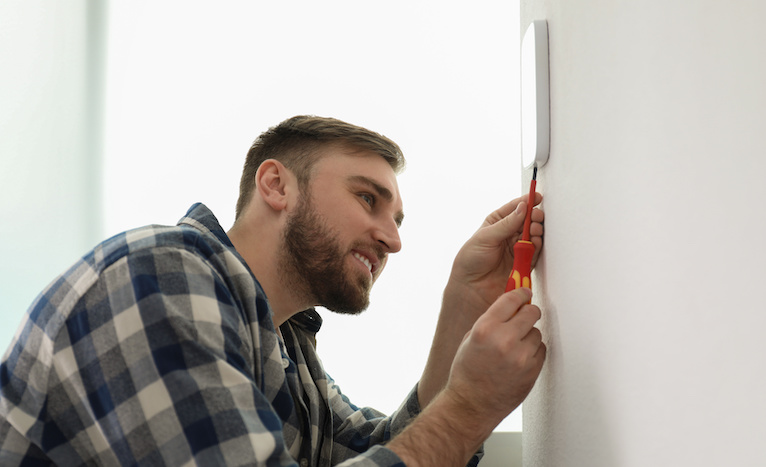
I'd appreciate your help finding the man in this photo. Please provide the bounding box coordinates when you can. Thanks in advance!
[0,116,545,466]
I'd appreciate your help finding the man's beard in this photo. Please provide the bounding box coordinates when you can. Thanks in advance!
[280,193,375,315]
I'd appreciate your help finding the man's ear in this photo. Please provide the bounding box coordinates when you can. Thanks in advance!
[255,159,295,212]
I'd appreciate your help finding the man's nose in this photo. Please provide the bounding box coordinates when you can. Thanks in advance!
[374,218,402,254]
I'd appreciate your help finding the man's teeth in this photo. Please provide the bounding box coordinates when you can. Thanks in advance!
[353,252,372,272]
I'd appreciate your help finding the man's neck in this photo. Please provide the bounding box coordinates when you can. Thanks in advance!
[227,221,309,328]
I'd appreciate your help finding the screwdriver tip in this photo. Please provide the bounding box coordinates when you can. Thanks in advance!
[532,165,538,180]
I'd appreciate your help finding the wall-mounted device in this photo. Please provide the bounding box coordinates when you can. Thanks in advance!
[521,20,550,169]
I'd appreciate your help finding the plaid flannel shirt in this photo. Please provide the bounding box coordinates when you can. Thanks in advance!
[0,203,426,466]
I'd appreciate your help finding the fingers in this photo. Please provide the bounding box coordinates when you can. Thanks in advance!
[447,288,546,418]
[474,288,541,343]
[499,201,534,240]
[529,206,545,233]
[482,199,524,228]
[490,288,532,321]
[506,301,542,341]
[525,329,546,360]
[523,205,544,245]
[481,193,544,243]
[482,288,539,325]
[528,191,543,207]
[524,198,545,238]
[482,193,543,227]
[478,201,541,248]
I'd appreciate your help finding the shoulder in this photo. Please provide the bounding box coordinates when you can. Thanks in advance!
[27,211,261,338]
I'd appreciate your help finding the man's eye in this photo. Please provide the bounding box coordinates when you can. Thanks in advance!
[360,193,375,206]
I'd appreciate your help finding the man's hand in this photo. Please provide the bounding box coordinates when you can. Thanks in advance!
[449,192,544,312]
[391,288,546,467]
[444,288,546,426]
[418,193,544,407]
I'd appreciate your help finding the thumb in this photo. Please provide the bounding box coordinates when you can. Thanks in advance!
[478,201,528,246]
[482,287,533,323]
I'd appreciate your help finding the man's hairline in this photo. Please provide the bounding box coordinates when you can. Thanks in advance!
[238,142,403,220]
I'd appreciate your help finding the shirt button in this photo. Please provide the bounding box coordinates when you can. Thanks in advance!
[282,358,290,369]
[300,459,309,467]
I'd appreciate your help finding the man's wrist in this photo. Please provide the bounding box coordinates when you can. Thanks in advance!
[387,389,490,467]
[443,274,495,320]
[417,278,491,407]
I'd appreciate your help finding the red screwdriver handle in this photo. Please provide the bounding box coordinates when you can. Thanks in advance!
[506,166,538,297]
[505,240,535,293]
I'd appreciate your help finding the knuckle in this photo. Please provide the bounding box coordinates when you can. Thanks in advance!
[523,304,542,321]
[505,289,530,307]
[470,320,494,344]
[514,305,539,323]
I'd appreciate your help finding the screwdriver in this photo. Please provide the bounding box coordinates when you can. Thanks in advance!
[505,166,537,294]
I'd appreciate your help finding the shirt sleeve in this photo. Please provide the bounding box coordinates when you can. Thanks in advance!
[42,246,300,466]
[325,376,418,465]
[14,239,479,467]
[326,379,482,467]
[282,312,482,466]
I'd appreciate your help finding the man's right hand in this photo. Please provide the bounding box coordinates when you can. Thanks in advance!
[444,287,546,428]
[388,288,545,466]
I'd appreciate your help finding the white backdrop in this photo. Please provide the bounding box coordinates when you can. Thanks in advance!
[104,1,524,431]
[2,1,524,431]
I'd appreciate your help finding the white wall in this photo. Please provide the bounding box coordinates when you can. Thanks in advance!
[0,1,105,347]
[522,0,766,465]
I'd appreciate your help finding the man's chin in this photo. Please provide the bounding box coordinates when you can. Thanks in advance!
[311,266,373,315]
[324,299,369,316]
[323,286,370,315]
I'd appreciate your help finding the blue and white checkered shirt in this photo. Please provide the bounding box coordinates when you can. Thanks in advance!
[0,203,420,466]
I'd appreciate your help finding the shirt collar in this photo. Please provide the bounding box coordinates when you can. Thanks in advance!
[177,203,234,248]
[290,309,323,334]
[180,203,324,337]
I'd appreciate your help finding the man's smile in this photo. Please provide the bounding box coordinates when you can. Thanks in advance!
[352,251,373,273]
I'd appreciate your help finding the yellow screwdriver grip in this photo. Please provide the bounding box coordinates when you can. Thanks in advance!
[505,240,535,294]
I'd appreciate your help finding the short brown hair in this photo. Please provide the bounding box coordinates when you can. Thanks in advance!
[235,115,405,219]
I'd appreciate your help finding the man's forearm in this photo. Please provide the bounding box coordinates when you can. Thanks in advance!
[417,278,491,407]
[387,388,489,467]
[407,287,545,467]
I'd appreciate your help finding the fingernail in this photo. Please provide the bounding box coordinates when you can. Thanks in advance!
[515,202,526,214]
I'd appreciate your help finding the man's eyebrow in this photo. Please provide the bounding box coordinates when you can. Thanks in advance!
[348,175,405,227]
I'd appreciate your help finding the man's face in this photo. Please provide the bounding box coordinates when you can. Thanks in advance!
[280,147,404,314]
